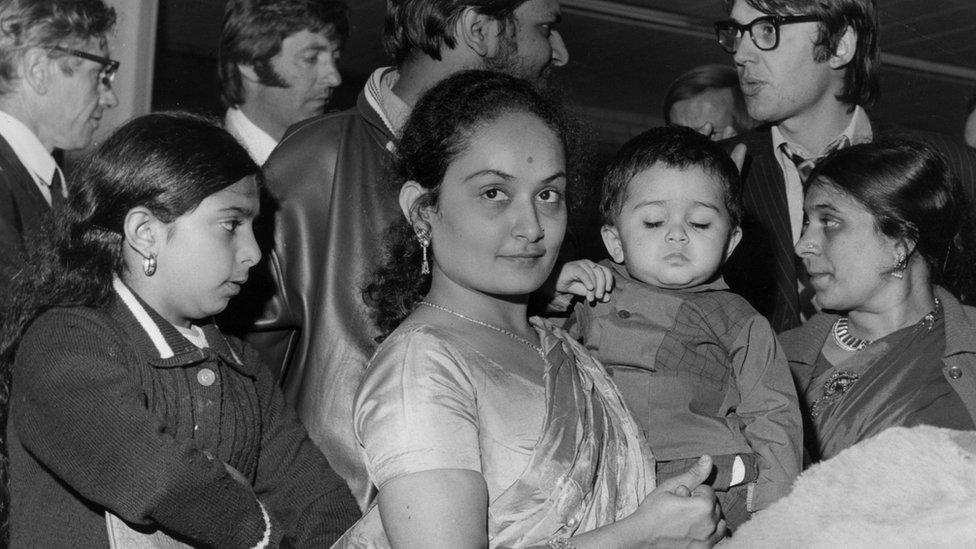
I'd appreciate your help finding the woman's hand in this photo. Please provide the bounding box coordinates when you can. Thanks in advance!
[631,455,726,546]
[555,260,613,303]
[567,455,726,549]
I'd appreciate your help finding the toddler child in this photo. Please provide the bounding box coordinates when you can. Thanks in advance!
[568,126,801,529]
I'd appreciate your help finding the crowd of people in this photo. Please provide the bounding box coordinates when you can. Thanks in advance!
[1,0,976,547]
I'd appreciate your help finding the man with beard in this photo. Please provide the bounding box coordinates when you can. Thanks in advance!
[714,0,976,332]
[218,0,348,165]
[238,0,568,507]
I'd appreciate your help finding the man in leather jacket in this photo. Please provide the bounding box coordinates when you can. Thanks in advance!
[234,0,570,507]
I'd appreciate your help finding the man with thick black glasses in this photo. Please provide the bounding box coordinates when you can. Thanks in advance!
[714,0,976,333]
[0,0,118,542]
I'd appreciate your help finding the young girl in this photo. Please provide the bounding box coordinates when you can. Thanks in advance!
[334,71,724,548]
[1,113,359,547]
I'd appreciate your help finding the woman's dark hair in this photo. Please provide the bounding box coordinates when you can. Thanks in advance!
[363,70,573,336]
[808,139,976,302]
[0,112,258,368]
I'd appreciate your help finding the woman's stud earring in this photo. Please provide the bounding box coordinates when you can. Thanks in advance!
[143,254,157,277]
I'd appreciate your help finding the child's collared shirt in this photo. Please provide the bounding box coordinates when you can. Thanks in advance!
[568,261,802,511]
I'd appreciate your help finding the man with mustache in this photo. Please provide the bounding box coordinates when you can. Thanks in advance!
[715,0,976,332]
[238,0,569,507]
[218,0,348,165]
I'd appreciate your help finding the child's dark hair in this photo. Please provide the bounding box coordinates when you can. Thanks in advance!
[0,112,258,367]
[809,139,976,303]
[600,126,742,228]
[363,70,572,336]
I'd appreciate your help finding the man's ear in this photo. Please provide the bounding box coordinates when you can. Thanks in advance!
[601,225,626,264]
[22,48,53,95]
[456,7,502,57]
[123,207,161,259]
[828,25,857,68]
[398,181,433,230]
[237,63,261,83]
[725,226,743,261]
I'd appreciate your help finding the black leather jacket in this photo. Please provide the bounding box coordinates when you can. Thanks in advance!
[225,89,400,507]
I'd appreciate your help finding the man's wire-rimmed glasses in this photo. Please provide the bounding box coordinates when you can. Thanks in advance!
[714,14,820,54]
[51,46,120,88]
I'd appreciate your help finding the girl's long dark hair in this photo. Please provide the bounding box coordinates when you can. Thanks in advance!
[0,112,258,365]
[809,138,976,303]
[362,70,574,337]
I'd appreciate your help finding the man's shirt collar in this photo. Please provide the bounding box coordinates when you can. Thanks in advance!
[0,108,58,186]
[365,66,410,137]
[771,105,872,160]
[224,107,278,165]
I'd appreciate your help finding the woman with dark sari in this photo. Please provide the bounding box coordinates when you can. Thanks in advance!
[783,139,976,462]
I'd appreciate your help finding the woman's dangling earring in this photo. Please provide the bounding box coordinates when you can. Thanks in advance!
[143,254,157,277]
[417,231,431,275]
[892,252,907,279]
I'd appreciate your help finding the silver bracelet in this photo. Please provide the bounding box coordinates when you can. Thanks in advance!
[547,538,576,549]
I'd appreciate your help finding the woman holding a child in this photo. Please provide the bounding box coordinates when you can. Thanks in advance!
[333,71,724,547]
[783,140,976,462]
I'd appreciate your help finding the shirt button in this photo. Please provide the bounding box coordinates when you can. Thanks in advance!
[197,368,216,386]
[565,517,578,528]
[617,309,631,319]
[948,366,963,380]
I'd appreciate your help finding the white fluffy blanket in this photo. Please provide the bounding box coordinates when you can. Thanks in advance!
[723,426,976,548]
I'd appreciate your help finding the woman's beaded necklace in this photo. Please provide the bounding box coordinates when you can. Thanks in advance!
[831,297,942,353]
[418,301,545,358]
[831,316,871,352]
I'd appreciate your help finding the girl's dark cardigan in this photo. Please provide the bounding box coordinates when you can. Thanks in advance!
[7,282,359,548]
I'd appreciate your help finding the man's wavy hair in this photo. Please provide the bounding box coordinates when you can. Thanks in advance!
[0,0,116,95]
[219,0,349,107]
[723,0,879,108]
[383,0,528,66]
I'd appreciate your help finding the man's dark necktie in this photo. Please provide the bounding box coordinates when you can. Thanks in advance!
[780,135,851,188]
[49,169,65,209]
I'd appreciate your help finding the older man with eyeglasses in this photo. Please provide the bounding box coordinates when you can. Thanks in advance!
[714,0,976,334]
[0,0,117,540]
[0,0,118,288]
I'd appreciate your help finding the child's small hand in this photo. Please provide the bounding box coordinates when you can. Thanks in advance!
[555,260,613,303]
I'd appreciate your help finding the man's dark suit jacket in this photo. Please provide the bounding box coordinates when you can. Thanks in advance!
[0,133,50,308]
[723,122,976,333]
[0,131,50,548]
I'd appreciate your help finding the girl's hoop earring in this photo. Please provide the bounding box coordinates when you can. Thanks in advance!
[143,254,157,277]
[416,231,431,275]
